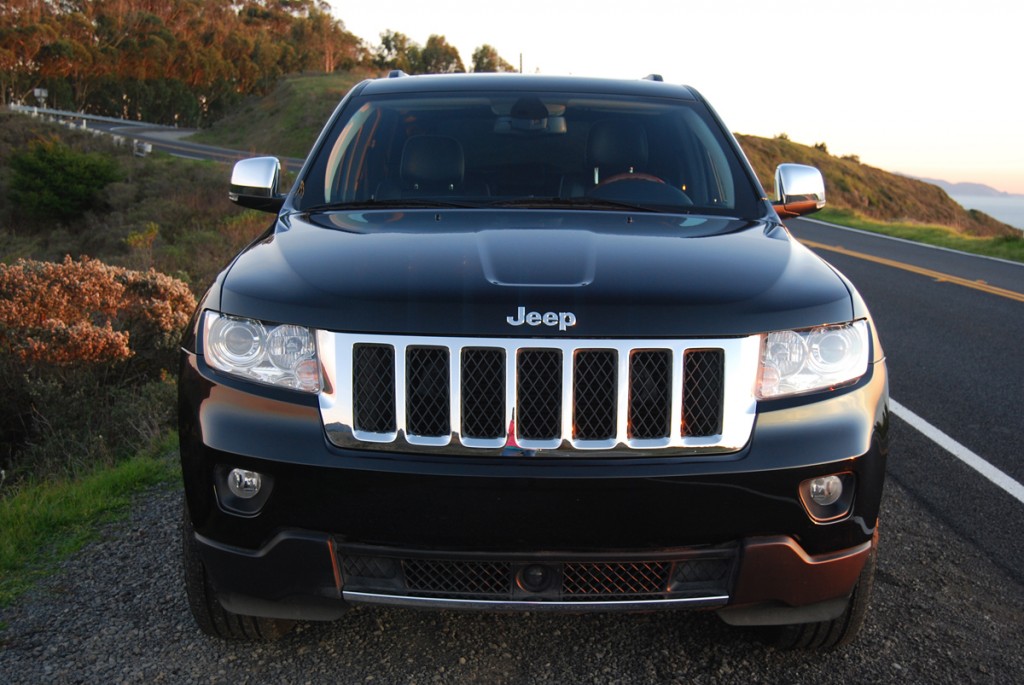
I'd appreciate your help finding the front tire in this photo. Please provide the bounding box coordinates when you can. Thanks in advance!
[181,498,295,640]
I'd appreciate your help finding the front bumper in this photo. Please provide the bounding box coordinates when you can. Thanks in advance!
[196,528,873,624]
[179,348,888,621]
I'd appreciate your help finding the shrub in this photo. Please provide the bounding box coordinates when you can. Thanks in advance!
[0,257,196,481]
[9,139,123,223]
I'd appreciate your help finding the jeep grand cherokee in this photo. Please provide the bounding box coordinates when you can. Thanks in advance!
[179,72,888,649]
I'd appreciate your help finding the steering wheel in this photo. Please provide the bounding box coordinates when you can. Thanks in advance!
[595,172,666,188]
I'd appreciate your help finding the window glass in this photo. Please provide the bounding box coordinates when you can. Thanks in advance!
[301,91,759,216]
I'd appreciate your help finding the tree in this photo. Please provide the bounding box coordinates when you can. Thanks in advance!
[374,29,416,72]
[416,34,464,74]
[471,44,515,73]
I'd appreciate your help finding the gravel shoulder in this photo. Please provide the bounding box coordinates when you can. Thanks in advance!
[2,457,1022,684]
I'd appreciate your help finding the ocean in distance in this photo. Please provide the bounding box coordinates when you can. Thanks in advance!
[948,194,1024,231]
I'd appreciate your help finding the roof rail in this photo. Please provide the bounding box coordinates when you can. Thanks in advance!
[642,74,664,82]
[387,70,408,79]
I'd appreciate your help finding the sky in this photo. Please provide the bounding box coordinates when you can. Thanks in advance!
[327,0,1024,194]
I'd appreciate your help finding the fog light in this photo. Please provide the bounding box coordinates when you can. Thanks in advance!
[227,469,262,499]
[799,473,855,523]
[809,475,843,506]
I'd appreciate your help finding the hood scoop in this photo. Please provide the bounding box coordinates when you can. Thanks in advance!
[478,230,596,287]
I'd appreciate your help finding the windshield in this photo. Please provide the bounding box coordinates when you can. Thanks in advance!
[298,90,761,217]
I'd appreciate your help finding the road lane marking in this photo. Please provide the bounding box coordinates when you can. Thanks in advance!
[801,239,1024,303]
[800,217,1024,268]
[891,399,1024,505]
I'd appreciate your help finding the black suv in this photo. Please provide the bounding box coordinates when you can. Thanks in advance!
[179,73,888,649]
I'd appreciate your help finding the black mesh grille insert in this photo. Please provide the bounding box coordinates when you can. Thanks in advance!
[563,561,670,598]
[406,346,450,437]
[460,348,506,439]
[682,349,724,437]
[353,344,395,433]
[516,349,563,440]
[342,556,400,580]
[403,559,512,599]
[672,557,732,585]
[573,350,617,441]
[337,547,737,603]
[628,350,672,439]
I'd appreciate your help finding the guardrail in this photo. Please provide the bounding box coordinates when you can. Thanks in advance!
[6,104,305,168]
[7,104,177,156]
[8,104,162,128]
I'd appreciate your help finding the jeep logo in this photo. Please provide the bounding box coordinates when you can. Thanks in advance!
[506,306,577,332]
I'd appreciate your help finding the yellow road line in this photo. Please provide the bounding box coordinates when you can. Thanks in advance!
[801,239,1024,304]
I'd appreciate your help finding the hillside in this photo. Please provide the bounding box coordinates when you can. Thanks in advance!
[737,135,1016,237]
[188,71,372,159]
[190,73,1017,238]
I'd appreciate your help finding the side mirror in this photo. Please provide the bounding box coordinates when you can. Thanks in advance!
[229,157,285,213]
[773,163,826,219]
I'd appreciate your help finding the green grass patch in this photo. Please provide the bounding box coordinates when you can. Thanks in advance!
[813,208,1024,264]
[189,71,370,159]
[0,433,180,608]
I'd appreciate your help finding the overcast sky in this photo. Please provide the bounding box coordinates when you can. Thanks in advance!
[328,0,1024,194]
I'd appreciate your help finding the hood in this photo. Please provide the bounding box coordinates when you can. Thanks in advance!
[216,209,853,337]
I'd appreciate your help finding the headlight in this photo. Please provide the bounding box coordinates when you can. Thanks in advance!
[203,311,320,393]
[756,320,869,399]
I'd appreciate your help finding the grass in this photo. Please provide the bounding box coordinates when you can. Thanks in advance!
[0,433,181,609]
[812,208,1024,263]
[188,70,371,159]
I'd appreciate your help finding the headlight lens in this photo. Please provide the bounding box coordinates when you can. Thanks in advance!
[757,320,869,399]
[204,312,320,392]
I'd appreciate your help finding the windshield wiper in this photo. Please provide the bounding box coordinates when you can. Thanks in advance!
[298,198,482,213]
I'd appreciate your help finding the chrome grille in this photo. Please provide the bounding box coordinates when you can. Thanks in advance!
[320,333,761,455]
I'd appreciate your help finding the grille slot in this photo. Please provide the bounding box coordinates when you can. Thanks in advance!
[573,350,617,441]
[406,346,450,437]
[628,350,672,440]
[460,348,506,439]
[353,344,396,433]
[516,349,563,440]
[683,349,724,437]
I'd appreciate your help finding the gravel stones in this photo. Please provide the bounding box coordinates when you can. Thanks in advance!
[2,473,1023,684]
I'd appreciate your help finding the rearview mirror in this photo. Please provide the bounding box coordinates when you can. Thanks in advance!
[773,164,826,219]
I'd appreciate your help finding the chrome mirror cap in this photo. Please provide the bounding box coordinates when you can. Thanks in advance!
[774,163,826,219]
[230,157,284,213]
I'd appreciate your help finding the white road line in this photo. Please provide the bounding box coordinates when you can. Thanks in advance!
[891,399,1024,504]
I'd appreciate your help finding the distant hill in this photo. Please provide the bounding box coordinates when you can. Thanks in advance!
[914,177,1019,198]
[189,73,1018,238]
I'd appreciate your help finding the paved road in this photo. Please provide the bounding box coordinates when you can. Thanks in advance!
[788,217,1024,584]
[85,119,307,172]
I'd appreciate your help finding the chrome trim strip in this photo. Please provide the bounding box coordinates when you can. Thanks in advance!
[318,333,761,457]
[343,591,730,612]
